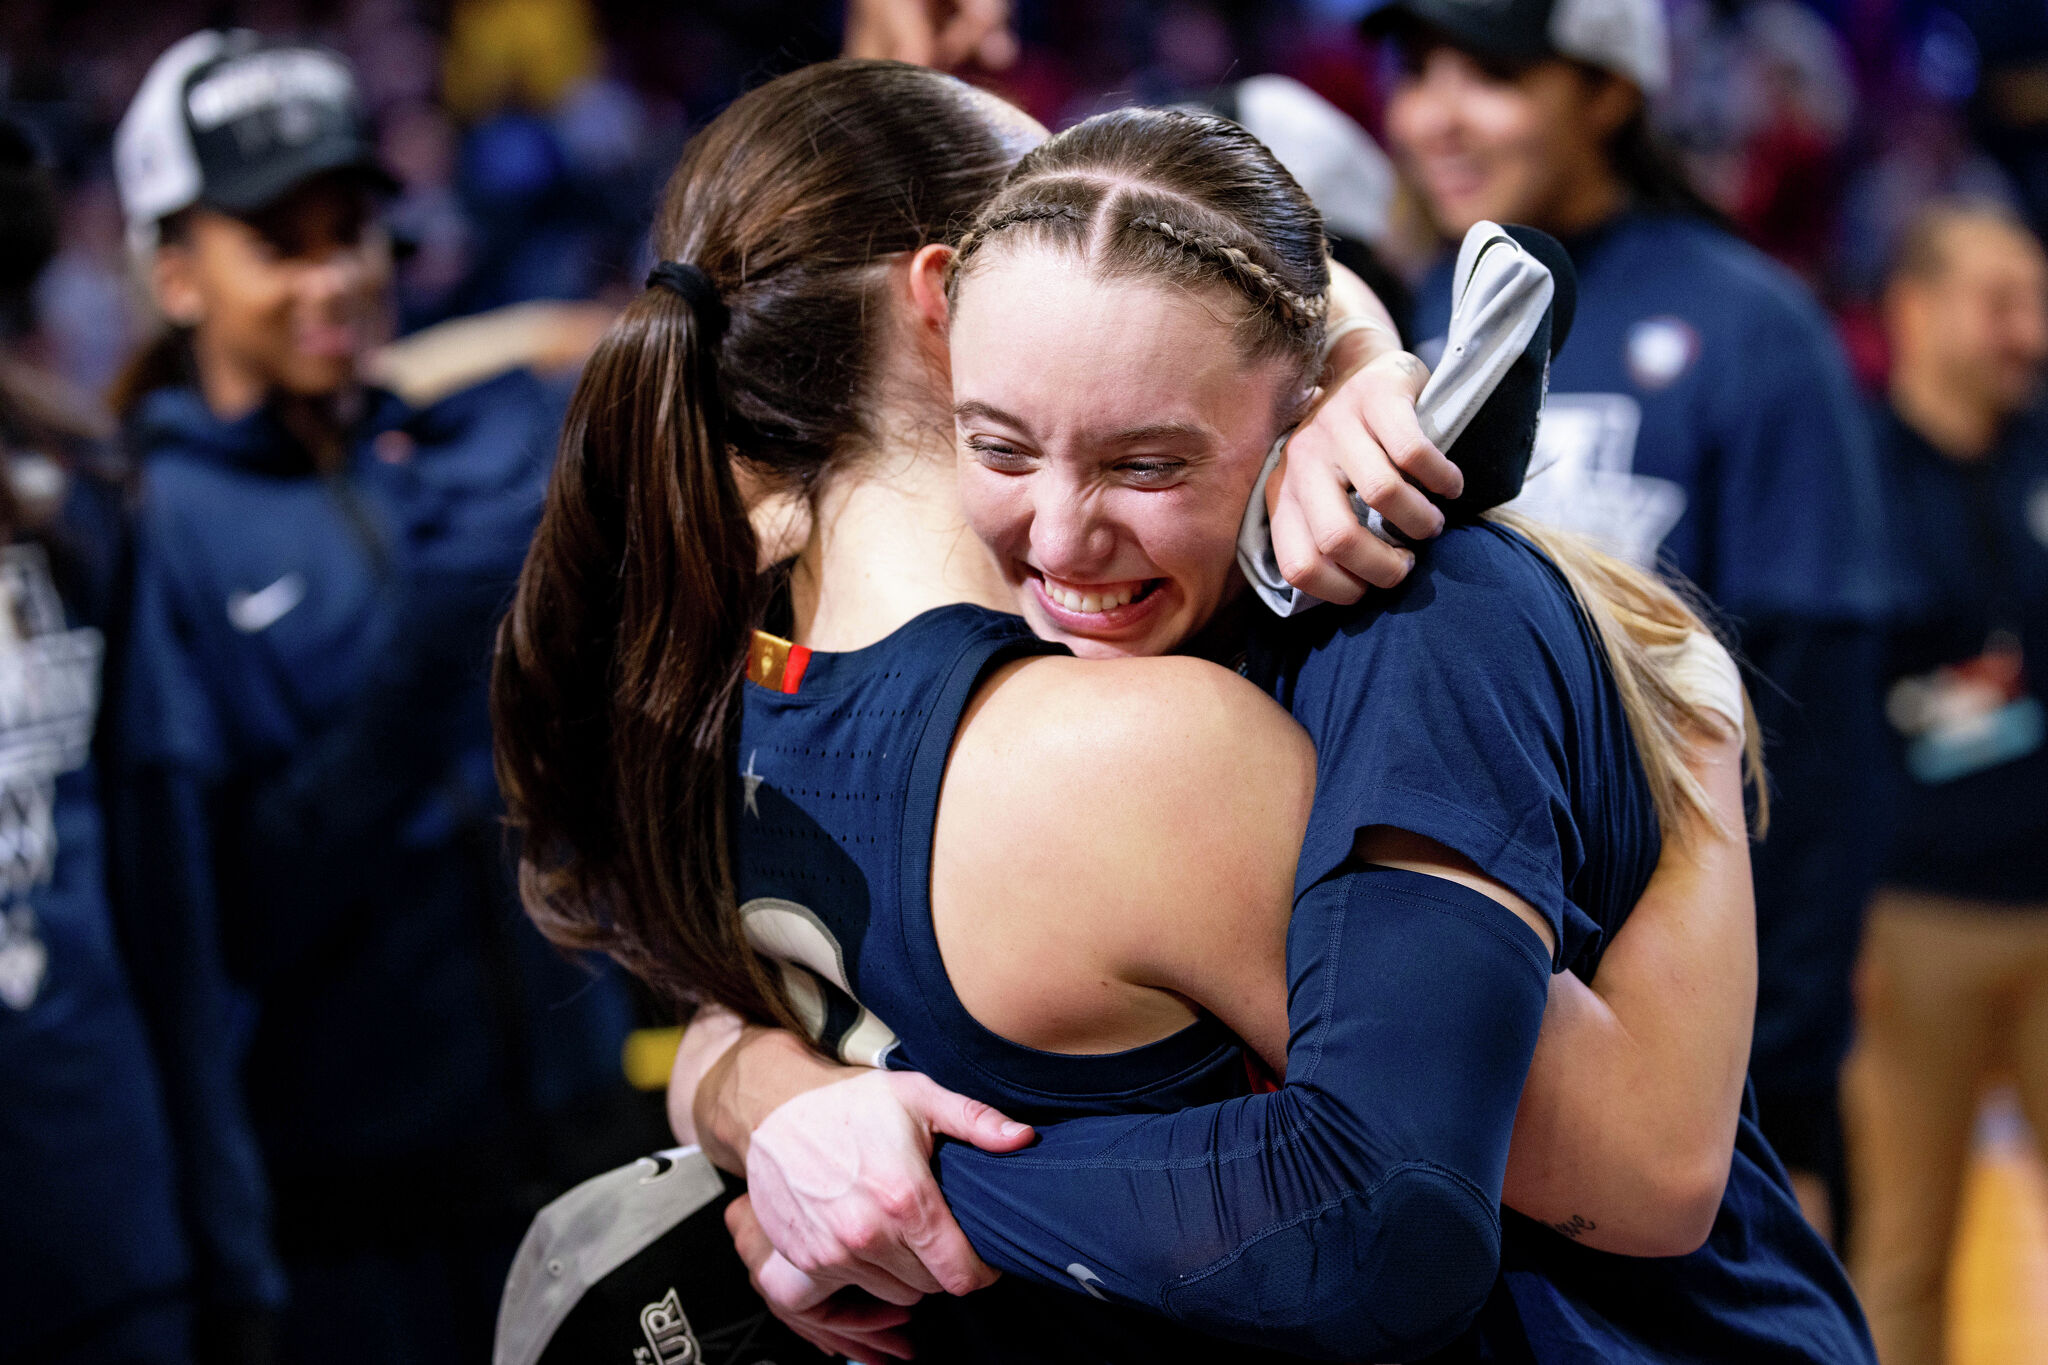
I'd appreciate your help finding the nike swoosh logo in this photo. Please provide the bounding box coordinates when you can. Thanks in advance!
[226,573,307,633]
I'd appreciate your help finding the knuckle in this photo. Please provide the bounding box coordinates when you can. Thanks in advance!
[1273,543,1317,584]
[873,1181,925,1226]
[1391,437,1438,470]
[1352,469,1399,505]
[1311,518,1364,559]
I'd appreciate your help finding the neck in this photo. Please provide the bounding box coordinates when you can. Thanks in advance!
[1541,169,1627,241]
[193,334,355,474]
[790,416,1013,653]
[1892,362,2000,462]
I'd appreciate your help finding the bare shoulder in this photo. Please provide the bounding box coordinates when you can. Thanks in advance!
[954,653,1314,795]
[931,653,1312,1057]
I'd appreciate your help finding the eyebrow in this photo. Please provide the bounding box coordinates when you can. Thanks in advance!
[954,400,1215,448]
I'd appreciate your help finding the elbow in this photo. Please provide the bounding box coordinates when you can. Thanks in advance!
[1162,1164,1500,1360]
[1647,1152,1731,1258]
[1598,1151,1730,1259]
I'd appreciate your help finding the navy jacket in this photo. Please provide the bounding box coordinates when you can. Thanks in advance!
[1,470,198,1359]
[114,372,632,1289]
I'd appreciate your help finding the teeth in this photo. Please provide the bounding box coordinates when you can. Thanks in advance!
[1046,582,1140,613]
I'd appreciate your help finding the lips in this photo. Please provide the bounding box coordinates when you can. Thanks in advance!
[296,322,360,360]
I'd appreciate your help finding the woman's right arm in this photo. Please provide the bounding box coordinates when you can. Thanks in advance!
[1504,709,1755,1255]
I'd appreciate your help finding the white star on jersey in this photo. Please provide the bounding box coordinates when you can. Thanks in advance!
[741,750,764,817]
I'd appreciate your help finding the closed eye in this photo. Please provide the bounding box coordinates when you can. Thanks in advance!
[1117,459,1187,487]
[966,436,1033,472]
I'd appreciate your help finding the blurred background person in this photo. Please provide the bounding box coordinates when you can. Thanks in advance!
[1848,198,2048,1365]
[106,30,653,1365]
[1367,0,1891,1242]
[0,115,208,1365]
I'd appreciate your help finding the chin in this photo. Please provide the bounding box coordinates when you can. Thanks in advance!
[280,362,358,398]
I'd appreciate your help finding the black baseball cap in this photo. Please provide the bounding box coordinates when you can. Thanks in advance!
[1360,0,1669,95]
[495,1147,813,1365]
[115,30,395,252]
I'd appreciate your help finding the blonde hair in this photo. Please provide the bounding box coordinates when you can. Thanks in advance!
[1486,508,1768,842]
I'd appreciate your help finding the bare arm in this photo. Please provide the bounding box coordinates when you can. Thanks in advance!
[1503,719,1755,1255]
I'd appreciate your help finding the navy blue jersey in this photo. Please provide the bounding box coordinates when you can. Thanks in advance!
[1422,208,1892,1136]
[0,525,198,1360]
[1874,401,2048,901]
[116,374,634,1247]
[736,603,1307,1363]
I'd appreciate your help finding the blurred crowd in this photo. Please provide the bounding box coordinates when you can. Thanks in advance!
[6,1,2048,1364]
[10,0,2048,398]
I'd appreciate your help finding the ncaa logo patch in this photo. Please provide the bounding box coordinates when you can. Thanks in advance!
[1625,316,1699,391]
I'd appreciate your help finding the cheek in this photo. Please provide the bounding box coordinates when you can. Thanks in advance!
[1123,488,1240,591]
[1469,92,1549,171]
[214,270,295,340]
[1385,87,1426,152]
[957,464,1029,561]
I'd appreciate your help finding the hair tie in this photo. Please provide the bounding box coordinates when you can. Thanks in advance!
[646,260,729,343]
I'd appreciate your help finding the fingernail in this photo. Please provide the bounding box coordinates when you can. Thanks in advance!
[1000,1121,1028,1138]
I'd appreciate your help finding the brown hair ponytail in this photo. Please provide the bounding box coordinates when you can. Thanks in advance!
[491,60,1032,1022]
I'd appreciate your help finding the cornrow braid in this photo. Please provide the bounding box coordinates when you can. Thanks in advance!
[945,107,1331,375]
[1127,215,1328,329]
[950,201,1082,279]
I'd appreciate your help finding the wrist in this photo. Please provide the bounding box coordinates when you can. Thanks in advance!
[700,1026,854,1169]
[1320,316,1398,384]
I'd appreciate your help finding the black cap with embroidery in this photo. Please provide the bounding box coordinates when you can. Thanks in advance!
[114,30,395,251]
[495,1147,811,1365]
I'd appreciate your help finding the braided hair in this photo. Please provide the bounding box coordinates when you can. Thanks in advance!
[946,107,1330,377]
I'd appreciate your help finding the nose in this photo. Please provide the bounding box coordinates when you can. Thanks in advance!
[296,246,364,311]
[1030,475,1117,580]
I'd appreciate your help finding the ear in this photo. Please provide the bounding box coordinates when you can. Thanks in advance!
[907,242,954,342]
[151,243,205,329]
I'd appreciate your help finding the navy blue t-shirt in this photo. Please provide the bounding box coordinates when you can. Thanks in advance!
[1874,401,2048,901]
[1255,520,1655,974]
[1253,522,1871,1363]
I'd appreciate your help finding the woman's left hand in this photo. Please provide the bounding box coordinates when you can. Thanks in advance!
[728,1193,916,1363]
[1268,348,1458,602]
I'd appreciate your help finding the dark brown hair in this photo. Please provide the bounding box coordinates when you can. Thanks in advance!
[949,107,1330,387]
[491,60,1031,1022]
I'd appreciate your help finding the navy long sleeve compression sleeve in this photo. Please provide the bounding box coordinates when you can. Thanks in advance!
[934,865,1550,1361]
